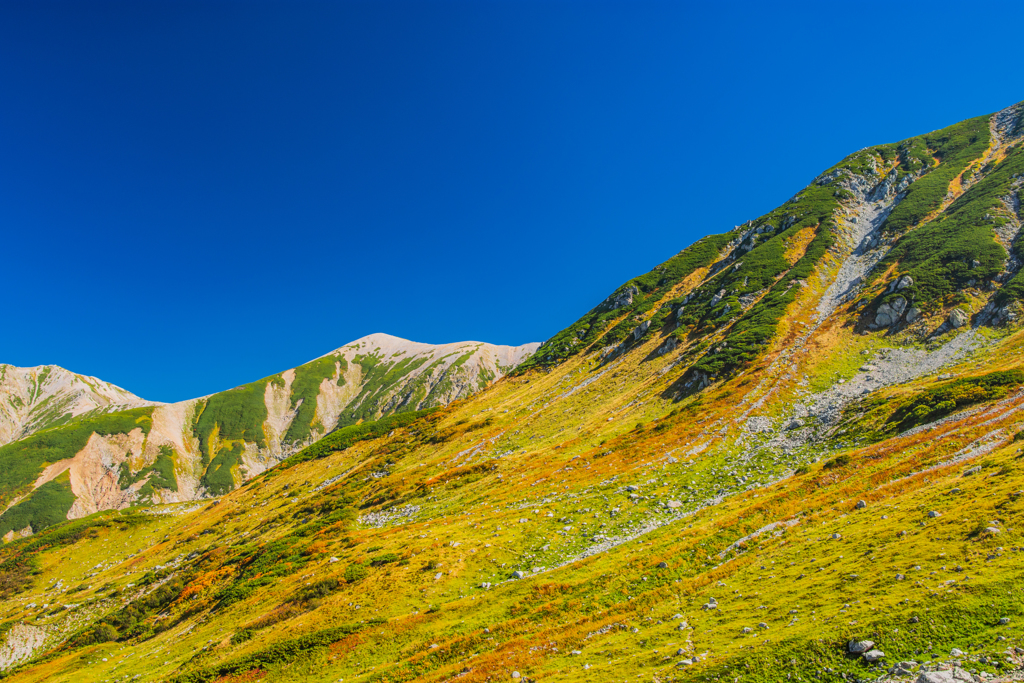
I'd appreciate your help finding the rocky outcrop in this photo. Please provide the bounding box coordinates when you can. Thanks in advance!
[875,296,908,327]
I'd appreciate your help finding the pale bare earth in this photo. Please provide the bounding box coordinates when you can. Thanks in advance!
[0,364,158,446]
[0,623,47,670]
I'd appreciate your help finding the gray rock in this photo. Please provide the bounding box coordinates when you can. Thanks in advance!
[875,297,908,326]
[948,308,969,328]
[863,649,885,663]
[927,511,941,518]
[631,320,651,341]
[915,669,974,683]
[848,640,875,654]
[656,336,678,356]
[998,617,1010,625]
[906,307,921,323]
[855,500,867,509]
[604,285,638,311]
[511,571,526,579]
[896,275,914,290]
[656,561,668,568]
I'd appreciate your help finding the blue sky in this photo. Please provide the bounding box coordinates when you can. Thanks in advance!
[2,0,1022,402]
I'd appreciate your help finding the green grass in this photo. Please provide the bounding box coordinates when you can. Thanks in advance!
[193,379,272,463]
[119,444,179,497]
[202,443,244,495]
[881,114,991,235]
[335,354,431,427]
[282,355,345,446]
[0,407,154,506]
[517,232,736,372]
[0,471,76,537]
[877,143,1024,309]
[280,407,438,468]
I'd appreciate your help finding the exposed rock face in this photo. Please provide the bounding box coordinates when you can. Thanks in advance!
[602,285,639,311]
[0,365,156,447]
[66,430,147,518]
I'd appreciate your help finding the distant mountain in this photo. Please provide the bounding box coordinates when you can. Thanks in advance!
[0,364,156,446]
[0,334,538,534]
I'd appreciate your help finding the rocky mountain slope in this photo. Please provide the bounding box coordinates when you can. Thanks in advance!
[0,364,156,447]
[0,335,538,537]
[0,102,1022,683]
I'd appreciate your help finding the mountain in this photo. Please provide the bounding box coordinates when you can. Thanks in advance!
[0,364,156,447]
[0,334,538,536]
[0,102,1022,683]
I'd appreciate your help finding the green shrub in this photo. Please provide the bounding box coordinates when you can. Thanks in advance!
[516,231,736,372]
[193,379,272,463]
[823,454,851,470]
[202,443,244,496]
[281,408,437,468]
[295,578,338,602]
[0,472,76,536]
[344,563,368,583]
[881,115,991,235]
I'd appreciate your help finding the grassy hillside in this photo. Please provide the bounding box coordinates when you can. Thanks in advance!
[0,101,1021,683]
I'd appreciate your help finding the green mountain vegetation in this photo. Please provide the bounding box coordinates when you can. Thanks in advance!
[0,101,1022,683]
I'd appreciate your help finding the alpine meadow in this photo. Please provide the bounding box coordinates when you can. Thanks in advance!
[3,99,1024,683]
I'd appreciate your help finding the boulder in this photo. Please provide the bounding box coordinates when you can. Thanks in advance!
[896,275,914,290]
[848,640,875,654]
[631,320,651,341]
[511,571,526,579]
[863,649,885,663]
[906,307,921,323]
[855,500,867,509]
[948,308,969,328]
[875,297,907,326]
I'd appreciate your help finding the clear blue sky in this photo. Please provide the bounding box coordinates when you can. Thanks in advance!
[2,1,1022,402]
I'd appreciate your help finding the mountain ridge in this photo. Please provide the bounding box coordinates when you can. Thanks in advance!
[0,334,539,535]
